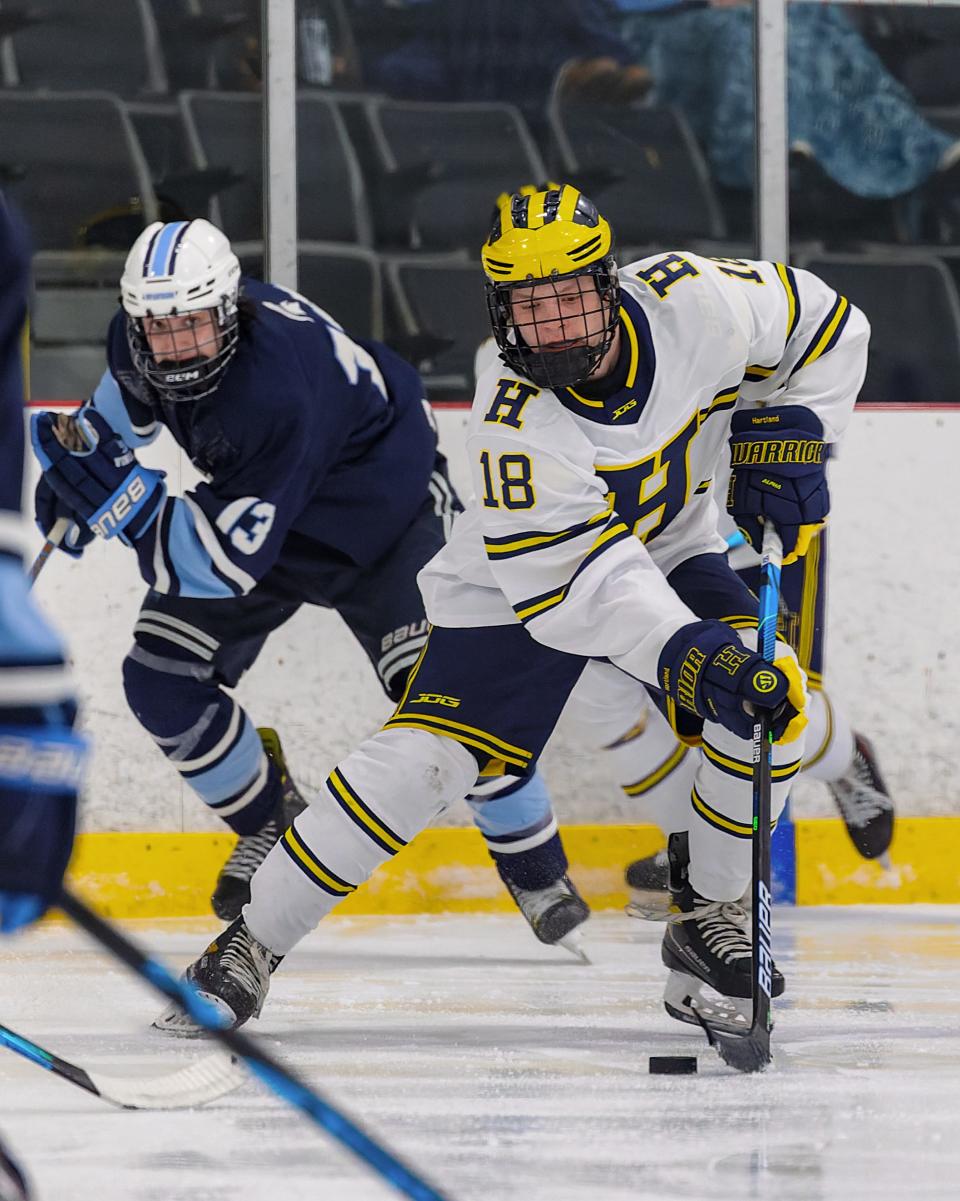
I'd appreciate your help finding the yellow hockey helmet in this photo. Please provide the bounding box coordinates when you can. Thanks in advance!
[482,184,620,389]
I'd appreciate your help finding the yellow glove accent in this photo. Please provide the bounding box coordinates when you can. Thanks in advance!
[781,521,826,567]
[772,653,808,745]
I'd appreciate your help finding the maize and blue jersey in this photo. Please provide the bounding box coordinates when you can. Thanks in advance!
[420,252,869,688]
[94,278,439,599]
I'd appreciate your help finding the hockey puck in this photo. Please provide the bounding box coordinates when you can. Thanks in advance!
[648,1056,698,1075]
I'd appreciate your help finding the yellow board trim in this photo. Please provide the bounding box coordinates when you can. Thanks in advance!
[56,818,960,920]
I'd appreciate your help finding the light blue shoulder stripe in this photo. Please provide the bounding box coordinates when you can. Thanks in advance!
[90,372,160,448]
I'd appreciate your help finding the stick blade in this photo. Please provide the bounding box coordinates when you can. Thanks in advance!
[714,1030,771,1074]
[87,1050,247,1110]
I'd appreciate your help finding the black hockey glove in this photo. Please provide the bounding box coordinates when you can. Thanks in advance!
[657,619,807,744]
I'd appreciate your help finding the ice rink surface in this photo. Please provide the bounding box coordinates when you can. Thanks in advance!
[1,906,958,1201]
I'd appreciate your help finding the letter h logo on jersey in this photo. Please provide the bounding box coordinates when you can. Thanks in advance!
[483,379,539,430]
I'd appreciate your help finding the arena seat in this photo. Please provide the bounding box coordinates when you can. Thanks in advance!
[796,251,960,403]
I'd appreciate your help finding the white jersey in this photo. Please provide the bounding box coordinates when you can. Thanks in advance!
[420,251,869,686]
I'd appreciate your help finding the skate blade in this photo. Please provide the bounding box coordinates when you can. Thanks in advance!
[557,928,591,964]
[152,991,237,1038]
[663,970,752,1035]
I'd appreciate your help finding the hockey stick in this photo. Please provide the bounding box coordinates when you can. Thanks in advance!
[0,1021,244,1110]
[26,516,70,584]
[19,518,250,1110]
[58,888,456,1201]
[696,519,782,1073]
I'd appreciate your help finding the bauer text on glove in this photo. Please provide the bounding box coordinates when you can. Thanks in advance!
[30,408,165,547]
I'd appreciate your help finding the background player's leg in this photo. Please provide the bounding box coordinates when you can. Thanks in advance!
[558,661,697,909]
[739,529,895,859]
[802,688,895,859]
[466,772,589,951]
[122,586,304,918]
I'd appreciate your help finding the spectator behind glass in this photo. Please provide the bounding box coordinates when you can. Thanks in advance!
[617,0,959,238]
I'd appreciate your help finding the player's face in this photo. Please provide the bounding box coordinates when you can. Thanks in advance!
[143,311,222,364]
[509,275,608,355]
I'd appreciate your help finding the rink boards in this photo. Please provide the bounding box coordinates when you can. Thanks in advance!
[62,817,960,919]
[22,405,960,920]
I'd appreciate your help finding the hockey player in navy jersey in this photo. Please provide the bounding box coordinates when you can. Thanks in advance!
[30,218,588,954]
[0,197,85,1201]
[156,184,870,1034]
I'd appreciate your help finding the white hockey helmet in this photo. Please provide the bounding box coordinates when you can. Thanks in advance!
[121,218,242,402]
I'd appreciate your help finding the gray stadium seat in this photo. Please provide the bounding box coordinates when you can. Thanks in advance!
[363,100,548,252]
[5,0,166,97]
[384,254,488,398]
[179,90,371,244]
[797,252,960,404]
[548,101,726,246]
[29,347,105,403]
[237,242,383,342]
[31,288,118,347]
[0,92,158,252]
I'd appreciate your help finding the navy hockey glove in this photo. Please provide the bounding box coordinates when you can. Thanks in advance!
[727,405,828,566]
[657,619,807,744]
[0,557,86,933]
[0,704,85,932]
[30,409,165,547]
[34,476,94,559]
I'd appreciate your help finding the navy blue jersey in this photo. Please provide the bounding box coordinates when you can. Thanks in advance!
[93,279,439,598]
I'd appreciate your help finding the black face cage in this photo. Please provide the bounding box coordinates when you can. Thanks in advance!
[485,259,621,390]
[126,298,240,403]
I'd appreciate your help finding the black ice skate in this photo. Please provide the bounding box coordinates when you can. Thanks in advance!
[828,732,895,862]
[153,917,283,1035]
[211,728,308,921]
[661,881,785,1033]
[503,874,591,963]
[624,848,670,920]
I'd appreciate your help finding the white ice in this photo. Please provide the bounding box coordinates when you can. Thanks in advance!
[1,907,959,1201]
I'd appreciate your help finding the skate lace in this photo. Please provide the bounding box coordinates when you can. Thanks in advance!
[670,900,752,962]
[515,879,575,924]
[832,750,891,827]
[222,820,279,880]
[220,925,274,995]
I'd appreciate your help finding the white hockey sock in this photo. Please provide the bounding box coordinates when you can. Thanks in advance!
[687,719,802,901]
[244,728,478,954]
[604,707,696,836]
[800,688,855,783]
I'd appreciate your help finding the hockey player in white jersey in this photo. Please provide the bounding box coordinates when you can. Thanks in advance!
[158,183,867,1034]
